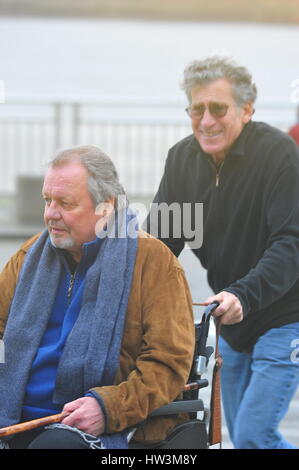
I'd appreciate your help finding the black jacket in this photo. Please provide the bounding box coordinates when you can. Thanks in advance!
[145,120,299,351]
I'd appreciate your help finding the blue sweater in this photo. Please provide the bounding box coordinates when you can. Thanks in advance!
[22,237,102,421]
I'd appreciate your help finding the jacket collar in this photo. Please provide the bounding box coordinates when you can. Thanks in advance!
[227,120,253,159]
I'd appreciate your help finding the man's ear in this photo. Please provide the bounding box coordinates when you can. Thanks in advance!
[94,197,116,237]
[95,197,115,218]
[242,101,255,124]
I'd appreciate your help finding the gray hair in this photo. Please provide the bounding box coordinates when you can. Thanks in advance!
[181,55,257,107]
[48,145,127,210]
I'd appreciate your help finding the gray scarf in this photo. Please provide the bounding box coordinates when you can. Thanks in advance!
[0,210,138,449]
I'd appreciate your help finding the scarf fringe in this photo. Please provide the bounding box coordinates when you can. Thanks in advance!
[45,423,105,449]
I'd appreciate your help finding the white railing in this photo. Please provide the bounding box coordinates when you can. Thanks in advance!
[0,95,297,197]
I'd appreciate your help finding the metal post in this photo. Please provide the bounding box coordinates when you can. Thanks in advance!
[54,102,62,148]
[71,102,80,145]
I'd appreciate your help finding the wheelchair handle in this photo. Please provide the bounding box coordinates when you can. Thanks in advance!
[197,301,219,358]
[202,301,220,322]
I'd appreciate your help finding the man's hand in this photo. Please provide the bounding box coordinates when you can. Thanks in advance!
[61,396,105,437]
[201,291,243,325]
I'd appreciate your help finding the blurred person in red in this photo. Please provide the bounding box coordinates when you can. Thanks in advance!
[288,106,299,145]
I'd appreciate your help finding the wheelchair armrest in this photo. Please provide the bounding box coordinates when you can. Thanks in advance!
[183,378,209,391]
[149,399,204,417]
[127,399,207,444]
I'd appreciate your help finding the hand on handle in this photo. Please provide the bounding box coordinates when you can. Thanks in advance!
[200,291,243,325]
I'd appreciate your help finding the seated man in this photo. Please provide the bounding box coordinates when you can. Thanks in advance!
[0,145,194,449]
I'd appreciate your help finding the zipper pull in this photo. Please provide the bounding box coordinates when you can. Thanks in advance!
[215,161,224,187]
[67,273,76,303]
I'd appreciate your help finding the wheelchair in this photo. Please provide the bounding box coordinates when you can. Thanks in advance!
[0,303,221,449]
[129,301,222,449]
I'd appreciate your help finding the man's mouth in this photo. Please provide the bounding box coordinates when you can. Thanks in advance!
[201,130,223,138]
[49,225,67,233]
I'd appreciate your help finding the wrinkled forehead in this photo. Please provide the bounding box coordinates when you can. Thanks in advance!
[43,161,89,194]
[190,78,236,105]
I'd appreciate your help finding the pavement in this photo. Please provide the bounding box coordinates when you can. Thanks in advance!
[0,199,298,449]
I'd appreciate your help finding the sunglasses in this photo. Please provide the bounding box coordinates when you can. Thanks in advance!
[185,102,229,120]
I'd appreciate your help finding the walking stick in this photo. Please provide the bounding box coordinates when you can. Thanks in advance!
[0,411,69,438]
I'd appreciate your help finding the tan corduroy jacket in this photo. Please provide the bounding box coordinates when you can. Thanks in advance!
[0,231,195,444]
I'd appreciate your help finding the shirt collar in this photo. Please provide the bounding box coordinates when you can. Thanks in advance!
[227,120,252,159]
[81,236,104,265]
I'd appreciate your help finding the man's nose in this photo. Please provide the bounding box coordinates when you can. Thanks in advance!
[200,108,217,128]
[44,201,61,220]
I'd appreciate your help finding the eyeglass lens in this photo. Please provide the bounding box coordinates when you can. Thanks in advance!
[187,102,229,119]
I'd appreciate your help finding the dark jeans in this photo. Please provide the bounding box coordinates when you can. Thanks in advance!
[9,428,92,449]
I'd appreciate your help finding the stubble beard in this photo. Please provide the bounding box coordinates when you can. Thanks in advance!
[49,233,76,250]
[48,223,76,250]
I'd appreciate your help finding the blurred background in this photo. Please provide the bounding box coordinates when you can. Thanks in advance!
[0,0,298,448]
